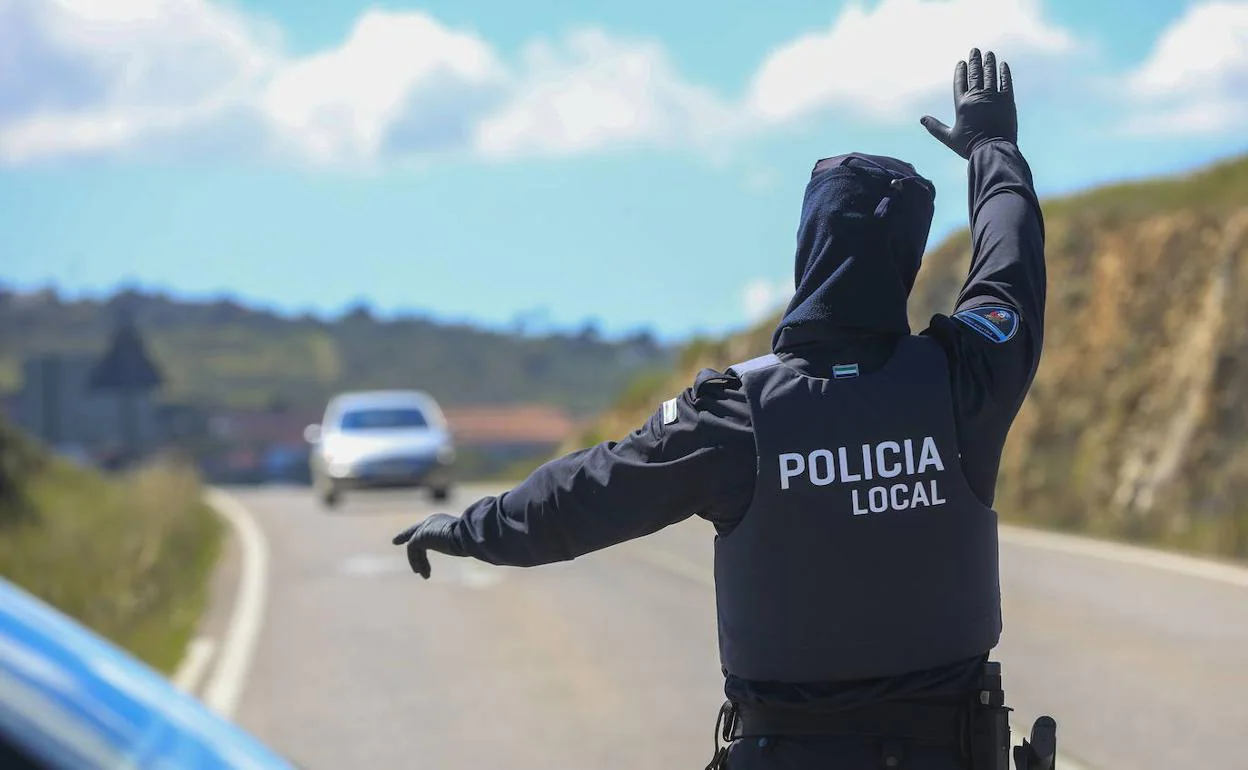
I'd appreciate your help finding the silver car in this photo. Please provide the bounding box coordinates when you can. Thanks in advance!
[305,390,455,507]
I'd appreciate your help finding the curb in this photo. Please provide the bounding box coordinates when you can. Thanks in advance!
[170,488,270,720]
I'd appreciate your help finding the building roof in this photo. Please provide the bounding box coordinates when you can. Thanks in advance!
[219,403,579,447]
[443,405,578,445]
[89,318,163,392]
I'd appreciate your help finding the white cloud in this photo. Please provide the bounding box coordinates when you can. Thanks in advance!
[746,0,1074,124]
[261,11,504,165]
[474,30,732,158]
[742,277,793,323]
[0,0,275,162]
[1122,1,1248,136]
[0,0,719,165]
[0,0,1082,166]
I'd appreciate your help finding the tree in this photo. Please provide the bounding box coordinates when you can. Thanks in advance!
[575,319,602,344]
[342,301,374,324]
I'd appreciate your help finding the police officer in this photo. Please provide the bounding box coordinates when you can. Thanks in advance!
[394,47,1045,769]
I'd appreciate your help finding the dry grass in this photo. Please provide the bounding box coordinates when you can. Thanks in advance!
[0,421,222,673]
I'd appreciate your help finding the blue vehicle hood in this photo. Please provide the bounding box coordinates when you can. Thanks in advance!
[0,578,295,769]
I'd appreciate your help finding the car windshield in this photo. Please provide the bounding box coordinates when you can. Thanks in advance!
[339,408,428,431]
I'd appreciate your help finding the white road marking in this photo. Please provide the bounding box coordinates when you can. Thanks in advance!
[171,636,216,695]
[998,524,1248,589]
[200,488,270,719]
[453,561,505,589]
[624,541,1094,769]
[339,553,506,589]
[340,554,408,577]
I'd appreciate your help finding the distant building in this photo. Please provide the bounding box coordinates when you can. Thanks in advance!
[442,404,579,474]
[14,317,164,462]
[210,409,316,448]
[443,404,578,449]
[206,403,580,482]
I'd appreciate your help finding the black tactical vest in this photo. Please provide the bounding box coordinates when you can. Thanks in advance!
[714,336,1001,683]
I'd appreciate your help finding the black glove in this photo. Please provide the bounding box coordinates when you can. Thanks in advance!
[920,48,1017,159]
[392,513,467,579]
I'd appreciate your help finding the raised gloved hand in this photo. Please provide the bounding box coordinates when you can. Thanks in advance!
[392,513,466,579]
[920,48,1017,159]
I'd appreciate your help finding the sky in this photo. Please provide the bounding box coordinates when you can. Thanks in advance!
[2,0,1247,341]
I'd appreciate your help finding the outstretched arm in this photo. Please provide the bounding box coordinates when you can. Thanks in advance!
[393,372,755,577]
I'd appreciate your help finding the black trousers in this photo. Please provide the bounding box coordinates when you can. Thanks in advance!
[724,735,972,769]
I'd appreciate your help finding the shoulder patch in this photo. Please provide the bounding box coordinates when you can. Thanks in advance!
[953,305,1020,343]
[692,368,732,396]
[662,398,679,425]
[725,353,782,378]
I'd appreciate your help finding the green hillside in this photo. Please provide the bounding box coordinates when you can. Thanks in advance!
[0,292,672,416]
[580,153,1248,559]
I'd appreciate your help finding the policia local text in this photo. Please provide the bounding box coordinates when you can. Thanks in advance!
[777,437,947,514]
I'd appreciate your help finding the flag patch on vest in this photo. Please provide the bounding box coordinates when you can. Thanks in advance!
[832,363,859,379]
[953,305,1020,343]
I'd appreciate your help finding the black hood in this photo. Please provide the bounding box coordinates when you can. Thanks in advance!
[772,153,936,351]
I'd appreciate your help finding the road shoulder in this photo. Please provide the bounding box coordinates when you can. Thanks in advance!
[172,488,271,720]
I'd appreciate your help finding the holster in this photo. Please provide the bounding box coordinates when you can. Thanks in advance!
[704,701,735,770]
[966,661,1012,770]
[968,661,1058,770]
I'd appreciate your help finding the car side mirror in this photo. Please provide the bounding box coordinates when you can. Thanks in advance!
[303,424,322,444]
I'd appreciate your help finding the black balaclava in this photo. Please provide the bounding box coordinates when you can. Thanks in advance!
[772,153,936,352]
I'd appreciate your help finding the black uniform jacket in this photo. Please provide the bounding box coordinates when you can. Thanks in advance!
[447,140,1045,709]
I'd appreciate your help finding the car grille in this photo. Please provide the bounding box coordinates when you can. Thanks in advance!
[359,456,434,477]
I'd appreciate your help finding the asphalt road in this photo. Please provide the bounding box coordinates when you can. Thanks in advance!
[206,484,1248,770]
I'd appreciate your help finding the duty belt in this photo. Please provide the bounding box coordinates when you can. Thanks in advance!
[706,661,1050,770]
[704,699,971,770]
[728,700,966,747]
